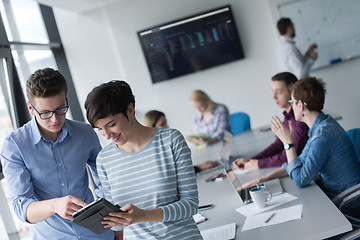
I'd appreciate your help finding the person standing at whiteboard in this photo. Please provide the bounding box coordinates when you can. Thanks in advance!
[277,18,318,79]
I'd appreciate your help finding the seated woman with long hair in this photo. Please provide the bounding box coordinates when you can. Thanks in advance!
[187,90,230,146]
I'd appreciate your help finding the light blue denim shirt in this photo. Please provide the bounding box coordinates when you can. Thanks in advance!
[282,112,360,200]
[0,117,114,239]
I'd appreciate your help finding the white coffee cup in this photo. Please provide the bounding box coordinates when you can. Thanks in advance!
[249,185,272,209]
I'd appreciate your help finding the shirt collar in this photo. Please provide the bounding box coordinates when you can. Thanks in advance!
[57,120,70,142]
[197,105,217,120]
[30,117,71,145]
[30,117,42,145]
[308,112,325,137]
[283,108,295,120]
[210,105,217,115]
[280,35,295,44]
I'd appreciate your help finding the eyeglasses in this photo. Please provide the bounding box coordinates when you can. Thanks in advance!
[30,99,69,120]
[288,99,308,106]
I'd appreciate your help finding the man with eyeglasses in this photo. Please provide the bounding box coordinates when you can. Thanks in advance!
[0,68,115,239]
[232,72,309,170]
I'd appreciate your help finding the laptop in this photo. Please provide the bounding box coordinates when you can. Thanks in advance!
[197,131,233,174]
[224,161,283,204]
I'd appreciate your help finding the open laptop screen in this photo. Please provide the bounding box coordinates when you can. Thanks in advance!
[225,162,283,204]
[226,168,251,204]
[224,160,266,204]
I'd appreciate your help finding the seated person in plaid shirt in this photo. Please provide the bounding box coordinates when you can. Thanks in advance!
[187,90,230,146]
[144,109,219,173]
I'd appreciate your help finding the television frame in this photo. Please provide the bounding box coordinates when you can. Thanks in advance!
[137,5,245,84]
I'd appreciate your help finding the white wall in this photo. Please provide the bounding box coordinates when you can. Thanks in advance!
[54,7,126,117]
[53,0,360,137]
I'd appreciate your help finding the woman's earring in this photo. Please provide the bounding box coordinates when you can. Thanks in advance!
[132,118,137,127]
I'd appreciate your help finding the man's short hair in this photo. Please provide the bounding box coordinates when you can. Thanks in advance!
[277,18,293,35]
[272,72,298,88]
[292,77,326,112]
[84,80,135,128]
[26,68,67,102]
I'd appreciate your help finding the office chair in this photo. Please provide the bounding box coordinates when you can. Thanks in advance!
[346,128,360,164]
[340,228,360,240]
[229,112,251,135]
[332,128,360,240]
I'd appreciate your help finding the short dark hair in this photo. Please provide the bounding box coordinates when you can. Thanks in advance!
[84,80,135,128]
[277,18,293,35]
[272,72,298,88]
[26,68,67,102]
[144,110,165,127]
[292,77,326,112]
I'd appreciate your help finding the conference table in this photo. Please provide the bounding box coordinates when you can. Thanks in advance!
[191,128,352,240]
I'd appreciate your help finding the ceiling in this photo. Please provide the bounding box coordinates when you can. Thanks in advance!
[34,0,122,13]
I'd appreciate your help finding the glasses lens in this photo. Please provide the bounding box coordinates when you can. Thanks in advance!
[38,106,68,119]
[40,112,53,119]
[56,106,68,115]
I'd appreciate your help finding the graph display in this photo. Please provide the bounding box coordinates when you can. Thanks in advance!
[138,6,244,83]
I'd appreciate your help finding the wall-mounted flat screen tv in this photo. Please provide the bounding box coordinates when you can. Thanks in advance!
[137,6,245,84]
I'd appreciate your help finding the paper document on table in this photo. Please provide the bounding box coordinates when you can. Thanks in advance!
[193,213,207,224]
[200,222,236,240]
[233,169,252,175]
[242,204,303,231]
[235,192,297,217]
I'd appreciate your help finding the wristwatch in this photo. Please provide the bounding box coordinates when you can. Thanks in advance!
[284,143,294,150]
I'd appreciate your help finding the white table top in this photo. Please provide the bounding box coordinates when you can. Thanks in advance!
[192,129,352,240]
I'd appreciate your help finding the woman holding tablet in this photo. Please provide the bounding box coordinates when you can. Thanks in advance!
[84,81,202,239]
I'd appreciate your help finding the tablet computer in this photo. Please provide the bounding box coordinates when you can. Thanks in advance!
[72,198,122,234]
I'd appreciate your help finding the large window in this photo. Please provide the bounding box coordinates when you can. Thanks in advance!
[1,0,57,87]
[0,0,82,239]
[0,55,25,240]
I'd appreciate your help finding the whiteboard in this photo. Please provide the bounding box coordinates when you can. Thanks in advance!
[278,0,360,69]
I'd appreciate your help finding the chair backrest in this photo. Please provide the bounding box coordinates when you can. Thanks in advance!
[346,128,360,164]
[229,112,250,135]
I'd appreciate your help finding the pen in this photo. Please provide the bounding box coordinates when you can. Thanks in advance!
[199,204,214,211]
[330,58,342,64]
[264,212,276,223]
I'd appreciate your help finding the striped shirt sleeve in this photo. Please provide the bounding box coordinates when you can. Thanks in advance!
[160,129,199,222]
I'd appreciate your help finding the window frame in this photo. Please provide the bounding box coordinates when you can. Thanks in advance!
[0,3,85,125]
